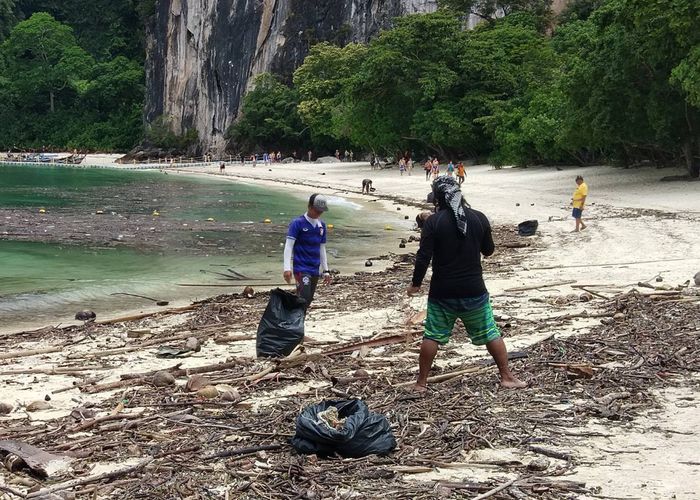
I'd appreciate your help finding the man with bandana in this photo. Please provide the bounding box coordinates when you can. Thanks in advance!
[407,177,526,391]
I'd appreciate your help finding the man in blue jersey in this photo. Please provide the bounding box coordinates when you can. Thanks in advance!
[283,194,332,308]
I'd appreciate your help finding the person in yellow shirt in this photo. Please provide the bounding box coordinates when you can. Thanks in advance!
[572,175,588,232]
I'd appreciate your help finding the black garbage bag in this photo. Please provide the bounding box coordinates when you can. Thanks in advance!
[256,288,306,358]
[518,219,539,236]
[290,399,396,458]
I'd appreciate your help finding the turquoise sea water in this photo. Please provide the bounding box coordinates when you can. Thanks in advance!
[0,165,394,329]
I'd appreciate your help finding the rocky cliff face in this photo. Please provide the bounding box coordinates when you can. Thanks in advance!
[144,0,438,152]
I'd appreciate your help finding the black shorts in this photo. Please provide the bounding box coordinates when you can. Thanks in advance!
[294,273,319,308]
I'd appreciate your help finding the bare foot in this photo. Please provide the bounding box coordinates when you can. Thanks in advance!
[500,377,528,389]
[581,224,587,231]
[413,383,428,393]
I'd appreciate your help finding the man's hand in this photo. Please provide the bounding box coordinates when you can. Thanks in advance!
[323,272,332,285]
[407,285,421,296]
[283,271,293,284]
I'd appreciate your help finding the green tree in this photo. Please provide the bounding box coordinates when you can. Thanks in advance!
[14,0,145,61]
[2,12,94,113]
[228,73,308,151]
[0,0,17,41]
[554,0,700,176]
[293,42,367,148]
[345,12,468,155]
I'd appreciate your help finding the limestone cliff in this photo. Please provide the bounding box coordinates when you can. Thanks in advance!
[144,0,438,152]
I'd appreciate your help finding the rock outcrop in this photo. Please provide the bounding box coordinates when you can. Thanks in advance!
[145,0,438,152]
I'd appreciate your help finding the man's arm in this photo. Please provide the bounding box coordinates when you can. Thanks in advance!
[283,237,295,272]
[411,218,435,287]
[480,214,495,257]
[579,195,587,208]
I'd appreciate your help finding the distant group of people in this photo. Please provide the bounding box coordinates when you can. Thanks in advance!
[421,158,466,185]
[335,149,355,162]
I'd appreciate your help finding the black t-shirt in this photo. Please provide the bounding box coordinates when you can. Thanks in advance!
[411,207,495,298]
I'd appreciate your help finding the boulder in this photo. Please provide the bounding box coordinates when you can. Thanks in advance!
[315,156,338,163]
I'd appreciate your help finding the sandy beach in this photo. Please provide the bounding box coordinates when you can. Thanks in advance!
[1,159,699,499]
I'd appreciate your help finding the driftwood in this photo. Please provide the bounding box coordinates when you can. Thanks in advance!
[26,457,154,498]
[96,304,197,325]
[0,346,63,361]
[203,444,284,460]
[505,280,577,292]
[0,440,72,478]
[393,366,484,388]
[528,445,573,461]
[473,477,520,500]
[68,331,205,360]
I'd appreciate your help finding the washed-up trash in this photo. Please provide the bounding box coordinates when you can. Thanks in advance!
[197,386,219,399]
[156,336,201,358]
[290,399,396,458]
[0,440,73,478]
[517,220,538,236]
[155,345,191,358]
[185,374,211,392]
[256,288,306,358]
[26,401,52,412]
[75,310,96,321]
[151,370,175,387]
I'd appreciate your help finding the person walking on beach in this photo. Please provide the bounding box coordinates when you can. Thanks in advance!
[424,159,432,181]
[446,160,455,177]
[431,158,440,180]
[283,194,332,308]
[308,150,313,162]
[362,178,373,194]
[399,158,407,176]
[456,161,466,185]
[407,177,527,392]
[219,161,226,173]
[572,175,588,232]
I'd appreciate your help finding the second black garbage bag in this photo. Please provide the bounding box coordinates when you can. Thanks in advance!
[290,399,396,458]
[256,288,306,358]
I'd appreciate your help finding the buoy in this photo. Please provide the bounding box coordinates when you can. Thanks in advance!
[384,225,393,231]
[263,218,271,224]
[206,217,215,222]
[39,208,46,214]
[404,215,409,220]
[365,260,373,267]
[96,210,104,215]
[152,210,160,216]
[328,224,334,229]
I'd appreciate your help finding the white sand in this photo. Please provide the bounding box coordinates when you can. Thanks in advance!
[2,160,699,497]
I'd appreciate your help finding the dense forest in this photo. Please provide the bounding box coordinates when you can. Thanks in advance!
[0,0,149,151]
[1,0,699,176]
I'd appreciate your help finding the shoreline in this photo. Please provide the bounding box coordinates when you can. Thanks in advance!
[0,163,417,335]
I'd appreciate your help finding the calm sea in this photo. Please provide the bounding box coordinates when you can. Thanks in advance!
[0,165,399,330]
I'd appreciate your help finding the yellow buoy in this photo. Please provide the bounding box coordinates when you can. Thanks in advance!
[263,218,272,224]
[328,223,334,229]
[384,225,393,231]
[38,208,46,214]
[206,217,215,222]
[152,210,160,216]
[95,210,104,215]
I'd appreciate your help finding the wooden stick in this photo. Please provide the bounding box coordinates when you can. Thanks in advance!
[472,477,519,500]
[393,366,484,388]
[26,457,154,498]
[68,331,205,360]
[67,411,144,433]
[0,484,26,498]
[504,280,576,292]
[0,366,101,376]
[0,345,63,361]
[96,304,197,325]
[203,444,283,460]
